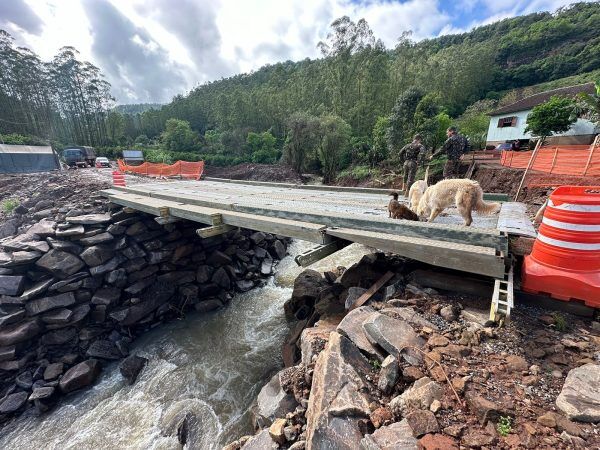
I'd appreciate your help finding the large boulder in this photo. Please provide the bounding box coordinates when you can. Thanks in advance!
[0,275,25,296]
[25,292,76,316]
[306,332,372,450]
[300,321,338,366]
[26,219,56,238]
[120,354,148,385]
[80,245,115,267]
[284,269,328,319]
[363,314,425,365]
[360,419,418,449]
[556,363,600,422]
[337,306,385,360]
[35,250,85,279]
[66,213,112,225]
[59,359,101,393]
[390,377,443,416]
[255,370,299,427]
[0,391,28,414]
[86,339,121,360]
[241,429,274,449]
[0,320,41,346]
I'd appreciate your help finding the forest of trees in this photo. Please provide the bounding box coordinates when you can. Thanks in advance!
[0,31,114,147]
[1,2,599,178]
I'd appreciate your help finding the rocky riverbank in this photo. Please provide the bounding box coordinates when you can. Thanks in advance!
[229,253,600,449]
[0,184,289,422]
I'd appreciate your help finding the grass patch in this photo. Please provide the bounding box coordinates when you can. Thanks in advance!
[337,165,380,182]
[552,312,568,332]
[497,416,512,437]
[2,198,19,213]
[369,359,382,371]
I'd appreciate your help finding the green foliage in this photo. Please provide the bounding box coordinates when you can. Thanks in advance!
[456,99,497,150]
[283,112,321,173]
[497,416,512,437]
[337,165,379,182]
[552,312,568,332]
[105,111,126,145]
[369,359,382,371]
[371,116,390,167]
[387,88,424,152]
[113,103,162,115]
[3,3,600,165]
[318,114,352,183]
[525,95,577,139]
[160,119,201,152]
[134,134,149,146]
[0,133,47,145]
[2,198,19,213]
[247,130,280,163]
[574,79,600,125]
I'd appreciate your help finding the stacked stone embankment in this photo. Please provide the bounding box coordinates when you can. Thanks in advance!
[0,197,288,421]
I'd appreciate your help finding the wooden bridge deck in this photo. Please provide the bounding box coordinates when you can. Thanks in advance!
[101,178,536,279]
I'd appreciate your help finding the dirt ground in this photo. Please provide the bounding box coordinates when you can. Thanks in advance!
[203,163,304,183]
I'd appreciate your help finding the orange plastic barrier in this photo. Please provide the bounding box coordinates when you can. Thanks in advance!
[500,144,600,176]
[117,159,204,180]
[112,170,126,187]
[522,186,600,307]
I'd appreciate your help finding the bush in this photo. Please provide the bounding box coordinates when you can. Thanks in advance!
[337,165,379,182]
[2,198,19,213]
[0,133,47,146]
[251,148,281,164]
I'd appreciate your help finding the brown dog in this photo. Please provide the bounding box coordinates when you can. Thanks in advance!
[388,192,419,221]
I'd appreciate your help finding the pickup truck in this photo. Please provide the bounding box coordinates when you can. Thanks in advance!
[62,146,96,167]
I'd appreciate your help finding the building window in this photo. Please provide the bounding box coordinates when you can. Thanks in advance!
[497,116,517,128]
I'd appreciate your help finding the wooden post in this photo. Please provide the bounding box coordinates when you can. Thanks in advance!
[550,147,559,174]
[583,134,600,176]
[514,139,542,201]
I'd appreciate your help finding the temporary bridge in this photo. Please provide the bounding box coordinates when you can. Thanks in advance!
[101,177,535,283]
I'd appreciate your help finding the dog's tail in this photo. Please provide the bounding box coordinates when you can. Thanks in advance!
[473,188,500,215]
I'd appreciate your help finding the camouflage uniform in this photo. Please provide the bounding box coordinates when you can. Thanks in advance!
[434,133,469,178]
[398,140,426,192]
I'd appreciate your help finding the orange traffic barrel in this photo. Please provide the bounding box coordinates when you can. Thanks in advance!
[112,170,126,187]
[522,186,600,307]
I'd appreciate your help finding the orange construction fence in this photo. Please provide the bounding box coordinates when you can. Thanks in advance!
[500,143,600,177]
[117,159,204,180]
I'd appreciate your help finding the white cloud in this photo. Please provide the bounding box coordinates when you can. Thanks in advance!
[3,0,588,103]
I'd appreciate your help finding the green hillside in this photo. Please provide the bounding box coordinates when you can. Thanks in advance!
[130,1,599,143]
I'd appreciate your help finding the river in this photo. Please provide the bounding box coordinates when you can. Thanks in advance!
[0,241,369,450]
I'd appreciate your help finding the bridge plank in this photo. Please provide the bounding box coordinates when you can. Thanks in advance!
[203,177,507,201]
[326,227,506,278]
[134,189,507,251]
[104,191,329,244]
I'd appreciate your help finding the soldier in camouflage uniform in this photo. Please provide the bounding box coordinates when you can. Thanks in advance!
[430,126,469,178]
[398,134,426,193]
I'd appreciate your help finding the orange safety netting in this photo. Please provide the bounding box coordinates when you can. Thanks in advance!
[500,144,600,177]
[117,159,204,180]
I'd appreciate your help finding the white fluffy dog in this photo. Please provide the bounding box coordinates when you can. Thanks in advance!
[416,179,500,226]
[408,180,428,212]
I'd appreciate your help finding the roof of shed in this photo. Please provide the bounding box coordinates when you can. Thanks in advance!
[0,144,54,154]
[490,82,596,116]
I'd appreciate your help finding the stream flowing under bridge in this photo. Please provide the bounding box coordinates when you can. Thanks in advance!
[101,178,536,283]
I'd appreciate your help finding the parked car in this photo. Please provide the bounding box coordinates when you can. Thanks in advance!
[95,157,110,168]
[62,146,96,167]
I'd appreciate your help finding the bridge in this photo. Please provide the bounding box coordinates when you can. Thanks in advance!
[101,178,535,283]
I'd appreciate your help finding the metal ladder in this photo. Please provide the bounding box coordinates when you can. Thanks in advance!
[489,264,514,324]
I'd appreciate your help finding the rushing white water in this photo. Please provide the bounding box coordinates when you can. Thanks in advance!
[0,241,370,450]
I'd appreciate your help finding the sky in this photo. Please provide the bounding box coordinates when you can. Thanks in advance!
[0,0,588,104]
